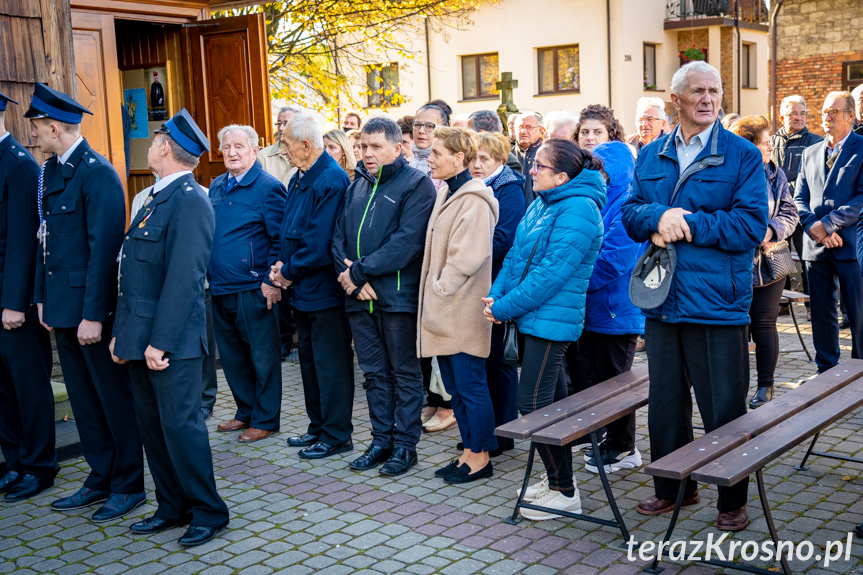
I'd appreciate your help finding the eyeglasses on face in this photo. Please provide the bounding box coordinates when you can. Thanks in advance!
[531,160,561,173]
[821,108,853,118]
[786,111,807,118]
[275,120,288,128]
[637,116,663,124]
[519,124,540,132]
[412,121,436,132]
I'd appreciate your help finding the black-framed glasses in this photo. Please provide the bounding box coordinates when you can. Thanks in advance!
[412,121,436,132]
[821,108,853,118]
[275,120,288,128]
[531,160,561,173]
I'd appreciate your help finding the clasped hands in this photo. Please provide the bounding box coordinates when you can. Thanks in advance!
[808,221,843,249]
[337,259,377,301]
[650,208,693,248]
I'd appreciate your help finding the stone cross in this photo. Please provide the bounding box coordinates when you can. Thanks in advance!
[496,72,520,138]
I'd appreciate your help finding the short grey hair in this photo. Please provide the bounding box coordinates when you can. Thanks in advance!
[278,105,301,117]
[158,132,200,169]
[780,95,807,116]
[362,117,402,146]
[285,111,324,149]
[217,124,259,149]
[468,109,503,133]
[635,97,666,120]
[543,110,578,134]
[517,111,542,125]
[825,91,855,114]
[670,61,723,96]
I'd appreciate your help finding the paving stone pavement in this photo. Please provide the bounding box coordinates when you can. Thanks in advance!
[4,314,863,574]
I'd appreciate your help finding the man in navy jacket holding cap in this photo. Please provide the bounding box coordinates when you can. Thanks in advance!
[110,108,230,546]
[26,82,146,521]
[0,91,57,503]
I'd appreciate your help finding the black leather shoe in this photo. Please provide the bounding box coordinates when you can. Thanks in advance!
[855,522,863,539]
[0,470,21,492]
[435,460,460,478]
[299,439,353,459]
[287,433,319,447]
[130,515,190,534]
[52,486,111,510]
[840,315,851,329]
[92,492,146,522]
[444,462,493,484]
[748,386,774,409]
[178,522,228,547]
[349,445,393,470]
[379,448,418,477]
[4,474,53,501]
[491,437,515,457]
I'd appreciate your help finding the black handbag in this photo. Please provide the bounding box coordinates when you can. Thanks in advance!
[762,240,796,282]
[503,236,542,367]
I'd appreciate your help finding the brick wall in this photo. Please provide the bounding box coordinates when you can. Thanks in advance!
[773,0,863,131]
[720,27,734,114]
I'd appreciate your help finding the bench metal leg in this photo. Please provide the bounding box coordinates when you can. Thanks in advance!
[589,430,631,545]
[504,442,536,525]
[643,480,688,574]
[756,469,793,575]
[787,298,813,362]
[795,432,820,471]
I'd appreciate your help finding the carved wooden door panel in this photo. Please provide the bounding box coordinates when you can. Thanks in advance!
[71,11,127,199]
[187,13,271,183]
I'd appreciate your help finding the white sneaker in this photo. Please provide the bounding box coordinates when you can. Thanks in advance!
[520,488,582,521]
[515,473,548,502]
[585,447,643,474]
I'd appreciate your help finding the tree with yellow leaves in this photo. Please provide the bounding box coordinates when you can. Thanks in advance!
[214,1,486,113]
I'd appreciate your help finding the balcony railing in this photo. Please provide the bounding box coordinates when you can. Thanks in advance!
[666,0,768,24]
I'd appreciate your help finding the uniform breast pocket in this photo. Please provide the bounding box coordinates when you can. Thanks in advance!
[51,198,81,236]
[132,226,164,264]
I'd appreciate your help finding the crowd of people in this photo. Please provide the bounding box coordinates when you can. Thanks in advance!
[2,59,863,548]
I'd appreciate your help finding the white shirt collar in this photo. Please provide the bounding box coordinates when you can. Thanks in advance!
[674,122,714,149]
[483,164,505,185]
[57,136,85,165]
[152,170,192,195]
[0,132,9,145]
[827,131,851,156]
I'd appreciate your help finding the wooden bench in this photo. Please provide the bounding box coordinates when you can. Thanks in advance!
[782,289,812,361]
[495,363,649,542]
[643,359,863,575]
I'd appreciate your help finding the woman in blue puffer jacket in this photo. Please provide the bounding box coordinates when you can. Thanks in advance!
[567,139,645,476]
[483,139,606,521]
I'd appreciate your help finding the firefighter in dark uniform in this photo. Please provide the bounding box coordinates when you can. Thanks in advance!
[109,109,230,546]
[25,82,145,521]
[0,91,57,502]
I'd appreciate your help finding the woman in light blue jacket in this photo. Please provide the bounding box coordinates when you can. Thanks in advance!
[483,139,605,521]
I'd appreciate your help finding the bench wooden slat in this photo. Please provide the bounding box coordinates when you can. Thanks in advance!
[644,360,863,480]
[692,378,863,486]
[530,383,650,446]
[782,289,810,303]
[495,364,649,440]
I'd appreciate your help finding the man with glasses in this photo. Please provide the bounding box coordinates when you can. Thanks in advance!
[514,111,545,206]
[259,106,299,188]
[794,91,863,373]
[627,97,668,155]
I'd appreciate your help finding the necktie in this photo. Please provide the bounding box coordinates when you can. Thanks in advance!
[826,145,841,173]
[227,175,238,192]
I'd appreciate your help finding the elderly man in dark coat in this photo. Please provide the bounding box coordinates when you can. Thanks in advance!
[27,82,145,520]
[271,111,355,459]
[0,91,57,502]
[110,109,230,546]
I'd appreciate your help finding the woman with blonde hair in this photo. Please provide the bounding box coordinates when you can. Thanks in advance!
[323,129,357,182]
[419,127,500,484]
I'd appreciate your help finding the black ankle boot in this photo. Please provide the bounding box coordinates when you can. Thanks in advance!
[748,386,774,409]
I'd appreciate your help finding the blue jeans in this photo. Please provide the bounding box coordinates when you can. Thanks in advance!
[437,353,497,453]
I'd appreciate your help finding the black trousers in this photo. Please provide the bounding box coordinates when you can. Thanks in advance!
[278,300,296,351]
[749,279,786,387]
[517,334,571,491]
[201,289,218,411]
[486,322,519,429]
[421,357,452,409]
[569,330,638,451]
[293,305,355,445]
[806,255,863,372]
[0,320,57,478]
[54,325,144,493]
[212,289,282,430]
[349,310,423,450]
[128,359,229,527]
[645,319,749,512]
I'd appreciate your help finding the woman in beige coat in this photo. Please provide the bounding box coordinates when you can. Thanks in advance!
[417,127,500,484]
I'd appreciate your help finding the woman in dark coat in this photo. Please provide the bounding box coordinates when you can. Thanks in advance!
[730,116,799,408]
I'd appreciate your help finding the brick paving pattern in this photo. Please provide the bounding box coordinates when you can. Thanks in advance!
[3,315,863,574]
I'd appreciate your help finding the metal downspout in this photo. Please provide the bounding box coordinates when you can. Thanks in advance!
[769,0,786,132]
